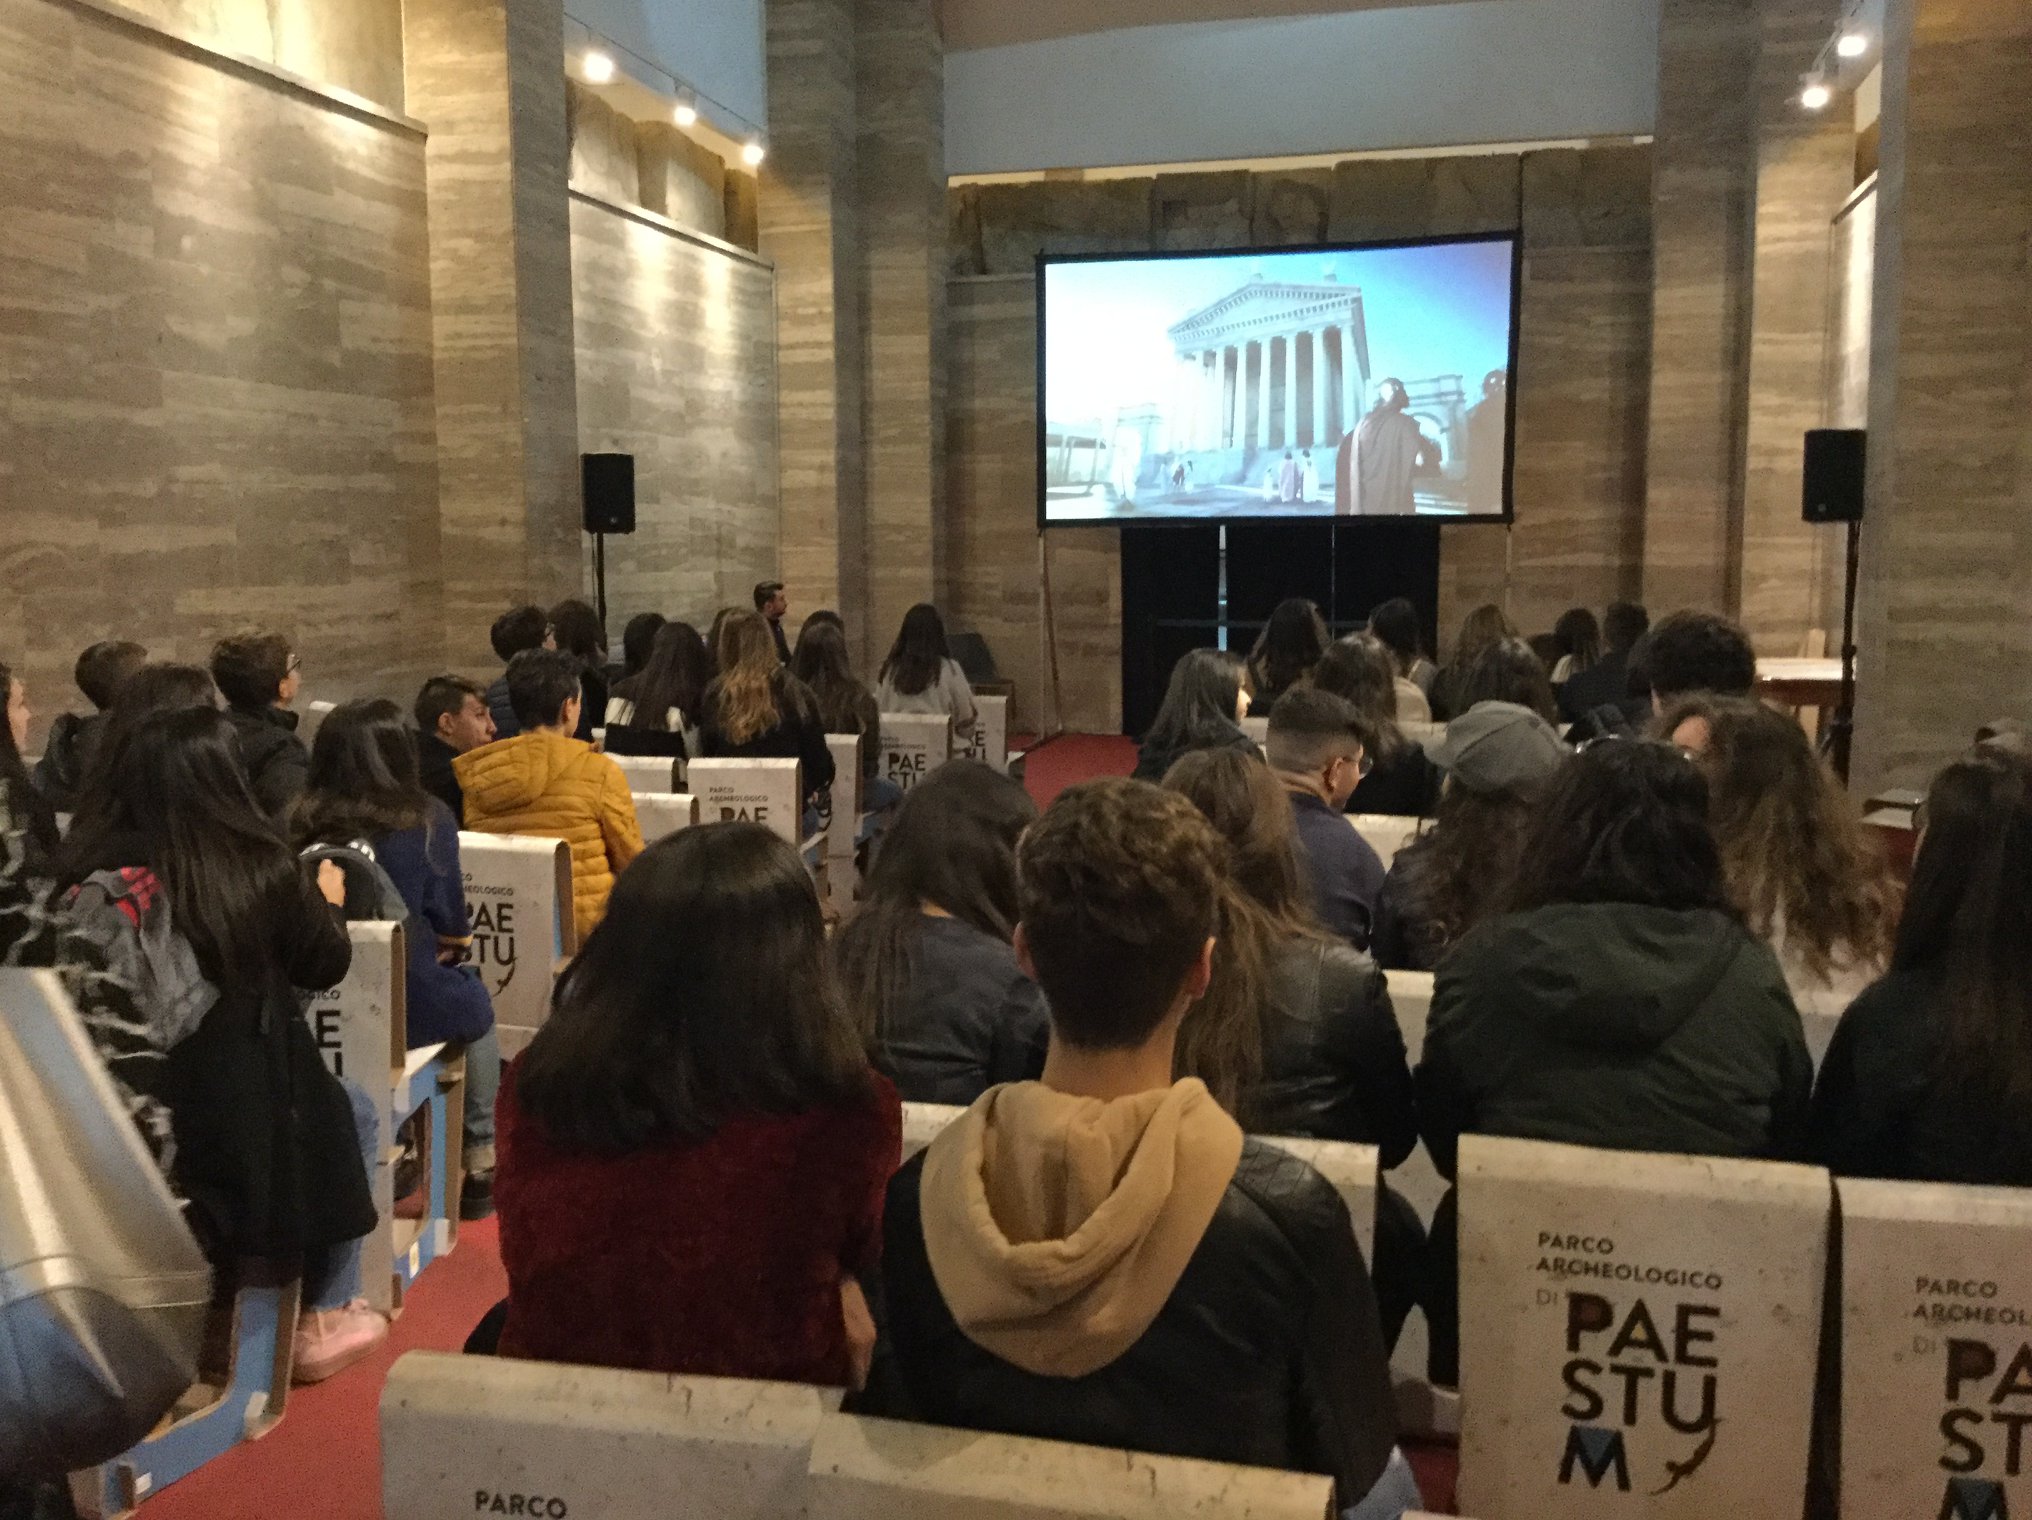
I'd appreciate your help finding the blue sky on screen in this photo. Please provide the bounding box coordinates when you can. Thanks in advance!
[1043,240,1514,427]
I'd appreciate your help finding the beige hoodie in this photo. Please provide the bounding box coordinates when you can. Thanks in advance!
[918,1079,1245,1378]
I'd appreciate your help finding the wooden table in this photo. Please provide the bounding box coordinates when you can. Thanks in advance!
[1756,656,1844,709]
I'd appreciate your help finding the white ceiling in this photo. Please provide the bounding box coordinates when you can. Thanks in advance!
[935,0,1482,52]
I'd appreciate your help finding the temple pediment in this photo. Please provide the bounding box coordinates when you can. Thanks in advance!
[1168,278,1368,357]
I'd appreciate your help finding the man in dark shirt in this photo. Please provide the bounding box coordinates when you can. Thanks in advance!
[413,675,496,825]
[483,605,552,739]
[754,580,791,663]
[1266,689,1387,949]
[1558,600,1650,734]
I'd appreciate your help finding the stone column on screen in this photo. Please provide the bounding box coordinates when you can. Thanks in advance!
[1227,346,1246,450]
[1283,332,1301,450]
[1201,351,1222,453]
[1254,340,1271,453]
[1314,328,1335,449]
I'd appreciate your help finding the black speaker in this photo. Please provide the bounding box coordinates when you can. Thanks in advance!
[1803,429,1866,523]
[582,453,636,535]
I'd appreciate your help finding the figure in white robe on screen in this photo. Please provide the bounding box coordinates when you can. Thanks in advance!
[1465,370,1508,514]
[1337,377,1438,516]
[1299,452,1320,503]
[1277,449,1299,503]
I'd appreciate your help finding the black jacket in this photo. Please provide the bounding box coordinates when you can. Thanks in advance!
[1810,966,2032,1186]
[1345,741,1441,818]
[1558,647,1649,734]
[1246,937,1419,1165]
[874,1140,1399,1509]
[873,916,1050,1105]
[1417,901,1812,1179]
[417,732,465,825]
[224,704,309,821]
[32,710,102,813]
[1130,727,1259,785]
[699,675,836,800]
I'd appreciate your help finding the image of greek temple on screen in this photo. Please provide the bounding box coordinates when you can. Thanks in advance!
[1043,247,1514,522]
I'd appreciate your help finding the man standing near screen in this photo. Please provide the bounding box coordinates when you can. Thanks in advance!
[1337,378,1438,516]
[1465,369,1507,513]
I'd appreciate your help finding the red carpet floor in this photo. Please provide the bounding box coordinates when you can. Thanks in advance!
[140,733,1460,1517]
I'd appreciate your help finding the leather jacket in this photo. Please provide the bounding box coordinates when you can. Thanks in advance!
[871,1139,1399,1510]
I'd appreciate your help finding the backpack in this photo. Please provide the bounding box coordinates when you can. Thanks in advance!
[298,840,415,933]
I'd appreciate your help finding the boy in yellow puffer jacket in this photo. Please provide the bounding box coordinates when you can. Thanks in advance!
[457,648,643,940]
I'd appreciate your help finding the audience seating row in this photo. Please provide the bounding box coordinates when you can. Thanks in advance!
[379,1352,1336,1520]
[458,833,576,1059]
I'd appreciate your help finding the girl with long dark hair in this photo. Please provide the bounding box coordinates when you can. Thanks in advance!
[1310,635,1441,816]
[791,619,902,813]
[1367,597,1437,699]
[57,708,387,1382]
[1247,597,1330,709]
[1426,602,1518,721]
[496,823,899,1385]
[876,603,977,742]
[547,597,608,743]
[292,699,501,1219]
[1132,649,1256,783]
[606,621,710,760]
[1811,750,2032,1184]
[832,762,1043,1102]
[699,611,835,822]
[1453,636,1558,723]
[1547,607,1602,684]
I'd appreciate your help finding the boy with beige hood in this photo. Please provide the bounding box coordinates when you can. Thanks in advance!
[876,778,1420,1517]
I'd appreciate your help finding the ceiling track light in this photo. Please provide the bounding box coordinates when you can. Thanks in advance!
[742,138,766,167]
[674,89,699,127]
[1800,78,1833,111]
[581,48,615,84]
[1836,30,1869,59]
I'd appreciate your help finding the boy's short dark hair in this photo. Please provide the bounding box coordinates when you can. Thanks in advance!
[1264,687,1373,772]
[76,640,148,709]
[490,605,550,663]
[209,632,292,710]
[506,649,583,731]
[1603,601,1650,651]
[1634,611,1756,703]
[415,674,485,734]
[1017,778,1225,1050]
[754,581,784,610]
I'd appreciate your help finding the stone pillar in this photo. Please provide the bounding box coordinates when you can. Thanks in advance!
[1254,340,1271,452]
[1852,0,2032,790]
[858,0,944,658]
[1642,0,1759,615]
[1738,0,1856,655]
[405,0,581,665]
[1314,328,1335,448]
[760,0,864,634]
[1283,332,1301,450]
[1225,346,1244,450]
[1201,351,1221,452]
[1341,326,1363,437]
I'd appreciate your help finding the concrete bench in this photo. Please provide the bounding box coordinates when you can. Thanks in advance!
[307,922,464,1314]
[633,791,700,844]
[961,693,1011,774]
[1241,715,1270,752]
[825,733,870,912]
[688,757,830,886]
[301,698,336,746]
[379,1351,840,1520]
[609,754,681,795]
[1456,1134,1831,1519]
[458,832,575,1059]
[879,712,953,794]
[1838,1176,2032,1520]
[806,1412,1334,1520]
[1349,813,1420,868]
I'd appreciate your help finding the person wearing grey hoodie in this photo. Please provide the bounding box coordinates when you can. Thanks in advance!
[873,779,1420,1519]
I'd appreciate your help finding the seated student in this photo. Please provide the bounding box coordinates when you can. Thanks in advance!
[495,824,899,1385]
[791,617,903,814]
[1668,696,1899,1018]
[1453,635,1558,725]
[1310,635,1442,817]
[0,660,61,958]
[1246,597,1330,711]
[1810,749,2032,1185]
[548,598,610,745]
[1415,739,1810,1383]
[700,611,836,829]
[1559,601,1651,734]
[57,708,385,1382]
[875,603,978,743]
[1132,649,1258,784]
[615,611,666,684]
[605,621,710,760]
[1265,689,1387,950]
[412,675,495,825]
[1545,607,1601,686]
[456,648,643,941]
[1426,603,1517,722]
[876,779,1414,1517]
[484,605,551,739]
[1631,608,1757,725]
[833,762,1045,1103]
[1371,703,1567,972]
[1366,596,1437,711]
[293,699,502,1220]
[33,639,146,813]
[211,630,310,819]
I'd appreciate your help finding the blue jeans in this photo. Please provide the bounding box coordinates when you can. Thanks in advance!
[307,1077,380,1311]
[458,1023,500,1174]
[1344,1449,1424,1520]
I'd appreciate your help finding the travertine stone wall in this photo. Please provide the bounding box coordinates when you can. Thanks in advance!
[946,146,1655,729]
[0,0,439,733]
[116,0,407,110]
[566,82,732,244]
[570,193,779,635]
[406,0,581,668]
[1852,0,2032,792]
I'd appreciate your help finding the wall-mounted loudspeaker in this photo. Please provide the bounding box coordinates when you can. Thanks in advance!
[1802,429,1866,524]
[582,453,637,535]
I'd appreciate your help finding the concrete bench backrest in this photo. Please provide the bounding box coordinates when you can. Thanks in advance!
[1403,721,1445,757]
[1385,970,1436,1065]
[879,713,952,793]
[459,832,574,1059]
[961,694,1011,774]
[827,734,864,859]
[1241,715,1270,751]
[1456,1134,1831,1520]
[301,699,336,746]
[1349,813,1420,868]
[310,921,406,1103]
[806,1412,1333,1520]
[899,1103,1376,1267]
[633,792,700,845]
[1838,1176,2032,1520]
[609,754,679,795]
[687,757,802,845]
[380,1351,840,1520]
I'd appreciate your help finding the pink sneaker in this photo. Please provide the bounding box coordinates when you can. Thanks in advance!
[293,1300,389,1384]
